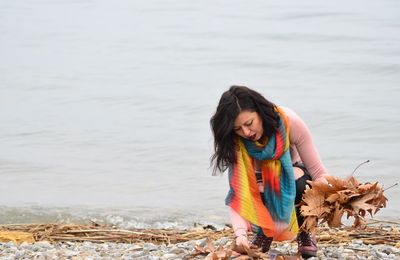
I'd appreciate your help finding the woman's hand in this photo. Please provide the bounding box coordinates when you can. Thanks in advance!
[236,234,250,248]
[316,174,329,184]
[232,234,251,254]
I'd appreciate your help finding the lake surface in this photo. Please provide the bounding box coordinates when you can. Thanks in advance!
[1,0,399,227]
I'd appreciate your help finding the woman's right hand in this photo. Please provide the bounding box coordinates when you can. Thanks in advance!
[233,234,251,254]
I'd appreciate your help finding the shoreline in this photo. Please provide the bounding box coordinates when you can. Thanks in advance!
[1,222,399,259]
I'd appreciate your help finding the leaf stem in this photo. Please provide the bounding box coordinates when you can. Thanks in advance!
[351,160,370,176]
[383,183,398,192]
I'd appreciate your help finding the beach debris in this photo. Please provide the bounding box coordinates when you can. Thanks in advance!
[192,237,274,259]
[0,221,399,259]
[0,230,35,244]
[0,223,231,245]
[231,241,271,259]
[1,222,399,246]
[299,175,388,233]
[192,238,232,259]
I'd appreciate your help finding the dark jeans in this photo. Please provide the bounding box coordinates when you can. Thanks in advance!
[294,163,312,227]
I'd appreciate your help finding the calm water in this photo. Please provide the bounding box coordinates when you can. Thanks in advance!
[1,0,399,227]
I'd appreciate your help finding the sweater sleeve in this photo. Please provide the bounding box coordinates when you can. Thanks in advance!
[229,208,250,237]
[284,107,328,182]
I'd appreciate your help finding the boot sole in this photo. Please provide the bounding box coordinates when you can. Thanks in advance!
[301,252,317,259]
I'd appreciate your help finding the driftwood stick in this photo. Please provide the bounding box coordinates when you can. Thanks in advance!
[367,219,400,225]
[1,222,398,246]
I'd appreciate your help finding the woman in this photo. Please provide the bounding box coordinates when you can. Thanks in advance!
[210,85,328,258]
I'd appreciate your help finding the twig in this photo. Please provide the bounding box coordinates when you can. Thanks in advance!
[351,160,370,176]
[366,219,400,226]
[383,183,398,192]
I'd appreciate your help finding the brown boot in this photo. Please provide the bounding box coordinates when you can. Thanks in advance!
[251,234,273,253]
[297,231,317,258]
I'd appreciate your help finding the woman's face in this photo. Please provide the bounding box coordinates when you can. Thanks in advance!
[233,110,264,141]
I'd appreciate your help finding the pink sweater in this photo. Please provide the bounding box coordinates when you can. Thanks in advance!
[231,106,328,237]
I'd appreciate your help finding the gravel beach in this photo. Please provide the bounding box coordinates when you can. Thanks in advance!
[1,236,399,260]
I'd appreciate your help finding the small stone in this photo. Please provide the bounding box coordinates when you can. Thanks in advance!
[19,242,30,248]
[343,249,355,254]
[65,241,75,246]
[110,252,122,258]
[82,241,93,247]
[352,239,364,245]
[375,251,388,258]
[382,246,400,254]
[196,238,207,247]
[5,241,15,247]
[63,249,79,257]
[162,253,178,260]
[101,243,109,251]
[168,246,185,255]
[216,237,229,246]
[14,250,25,258]
[124,244,142,251]
[35,240,52,249]
[149,256,160,260]
[33,252,46,260]
[130,251,146,257]
[330,246,344,258]
[30,245,40,252]
[143,243,158,251]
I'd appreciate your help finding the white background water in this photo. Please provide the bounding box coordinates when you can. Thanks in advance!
[1,0,399,226]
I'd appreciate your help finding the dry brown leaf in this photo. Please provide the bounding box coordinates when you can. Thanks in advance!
[231,240,271,259]
[344,208,354,219]
[198,239,232,260]
[349,193,377,216]
[344,176,360,189]
[205,252,218,260]
[300,186,327,218]
[194,244,208,254]
[300,175,387,232]
[231,241,248,254]
[300,205,328,218]
[213,245,231,259]
[207,237,215,252]
[353,215,367,227]
[302,216,318,233]
[306,180,333,194]
[325,193,339,204]
[370,189,388,213]
[336,190,358,204]
[327,203,344,228]
[235,256,252,260]
[357,182,378,194]
[276,256,301,260]
[325,175,347,191]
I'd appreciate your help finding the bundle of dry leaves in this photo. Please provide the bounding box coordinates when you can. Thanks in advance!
[300,175,388,233]
[192,238,283,260]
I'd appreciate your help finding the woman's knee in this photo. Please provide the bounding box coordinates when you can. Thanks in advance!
[293,166,305,180]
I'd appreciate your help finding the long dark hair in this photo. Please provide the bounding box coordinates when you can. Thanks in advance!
[210,85,280,175]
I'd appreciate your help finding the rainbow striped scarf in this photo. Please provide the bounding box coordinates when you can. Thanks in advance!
[225,107,298,241]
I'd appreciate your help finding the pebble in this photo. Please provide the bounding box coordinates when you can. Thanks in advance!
[35,241,52,249]
[0,238,399,260]
[161,253,178,259]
